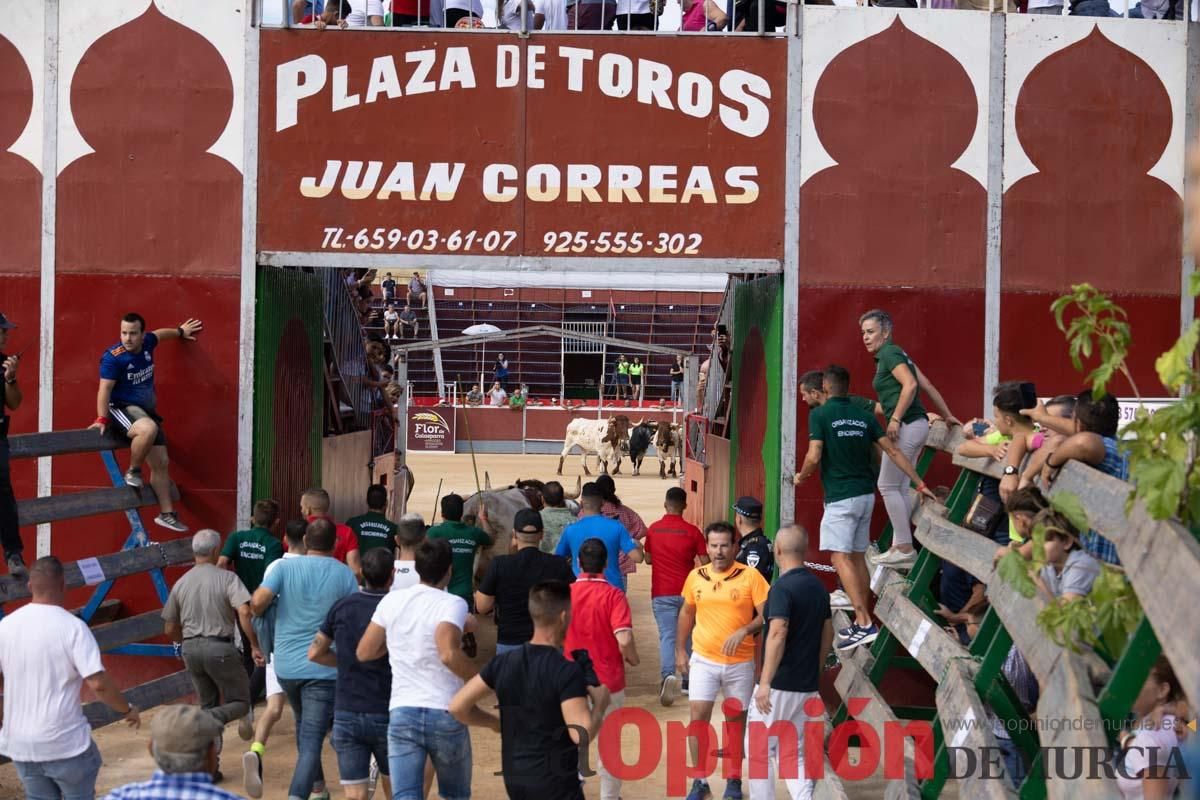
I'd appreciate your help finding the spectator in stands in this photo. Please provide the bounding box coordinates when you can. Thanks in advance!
[293,0,326,23]
[1023,389,1127,565]
[452,580,609,800]
[489,381,508,406]
[643,486,707,706]
[1117,656,1186,799]
[508,384,527,410]
[565,0,617,28]
[629,356,645,404]
[615,0,657,28]
[533,0,569,28]
[220,499,283,698]
[383,304,400,340]
[733,495,774,583]
[465,383,483,405]
[957,382,1039,541]
[594,474,649,579]
[1017,393,1076,491]
[0,312,25,578]
[564,538,639,800]
[859,309,960,569]
[307,548,394,800]
[477,508,576,655]
[105,705,239,800]
[381,272,397,304]
[0,557,139,799]
[345,0,386,25]
[558,482,643,591]
[242,519,307,799]
[1035,508,1100,601]
[252,519,358,800]
[992,486,1051,566]
[794,364,935,651]
[391,0,434,24]
[670,355,685,406]
[539,481,576,553]
[301,487,362,577]
[90,311,202,533]
[408,272,427,308]
[426,493,493,656]
[399,304,419,339]
[346,484,397,557]
[494,355,510,390]
[392,512,425,592]
[614,354,630,402]
[163,529,262,777]
[357,539,476,800]
[747,524,832,800]
[677,521,770,800]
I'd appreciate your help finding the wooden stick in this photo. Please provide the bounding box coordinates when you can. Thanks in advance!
[431,478,444,524]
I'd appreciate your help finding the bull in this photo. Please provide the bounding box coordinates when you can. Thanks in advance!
[556,415,632,476]
[627,420,657,477]
[463,474,581,559]
[656,422,682,478]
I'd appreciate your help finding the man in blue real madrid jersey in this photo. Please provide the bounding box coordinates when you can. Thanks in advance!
[88,312,202,533]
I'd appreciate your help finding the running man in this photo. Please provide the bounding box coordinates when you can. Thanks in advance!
[89,312,201,533]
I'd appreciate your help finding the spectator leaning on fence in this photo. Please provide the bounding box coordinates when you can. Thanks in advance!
[466,384,484,406]
[1117,656,1187,799]
[858,309,960,569]
[1022,389,1127,565]
[0,557,140,800]
[104,704,239,800]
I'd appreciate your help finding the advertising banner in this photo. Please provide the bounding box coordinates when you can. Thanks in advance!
[258,31,787,262]
[407,408,456,451]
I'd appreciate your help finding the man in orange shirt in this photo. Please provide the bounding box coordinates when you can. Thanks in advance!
[676,521,770,800]
[301,488,361,579]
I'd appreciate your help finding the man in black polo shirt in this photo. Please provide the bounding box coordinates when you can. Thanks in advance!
[0,312,26,578]
[746,524,830,800]
[734,496,774,583]
[476,509,575,656]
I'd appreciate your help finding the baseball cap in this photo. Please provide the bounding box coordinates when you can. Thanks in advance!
[513,508,544,533]
[151,705,223,756]
[0,313,15,330]
[733,496,763,519]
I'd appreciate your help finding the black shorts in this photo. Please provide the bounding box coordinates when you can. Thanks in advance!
[109,403,167,447]
[614,11,656,28]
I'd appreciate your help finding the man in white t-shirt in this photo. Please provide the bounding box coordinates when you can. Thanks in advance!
[0,557,141,798]
[392,512,425,592]
[489,381,508,407]
[357,539,481,799]
[533,0,568,27]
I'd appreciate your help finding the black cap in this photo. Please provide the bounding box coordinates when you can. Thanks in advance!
[513,508,544,533]
[0,313,15,330]
[733,496,763,519]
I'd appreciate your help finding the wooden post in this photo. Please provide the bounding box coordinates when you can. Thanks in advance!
[391,353,409,518]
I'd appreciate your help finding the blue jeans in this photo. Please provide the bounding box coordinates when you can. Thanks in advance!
[388,707,472,800]
[670,382,681,403]
[332,710,390,784]
[652,595,691,679]
[14,739,102,800]
[279,678,336,800]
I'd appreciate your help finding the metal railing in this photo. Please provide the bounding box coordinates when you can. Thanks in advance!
[322,269,374,431]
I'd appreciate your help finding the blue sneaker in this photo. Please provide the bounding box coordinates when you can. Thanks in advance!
[836,623,879,651]
[723,778,744,799]
[837,623,855,637]
[687,778,713,800]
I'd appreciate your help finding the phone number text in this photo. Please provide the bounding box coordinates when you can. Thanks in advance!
[542,231,702,255]
[320,227,518,252]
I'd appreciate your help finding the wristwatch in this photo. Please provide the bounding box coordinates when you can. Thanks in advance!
[1002,465,1018,476]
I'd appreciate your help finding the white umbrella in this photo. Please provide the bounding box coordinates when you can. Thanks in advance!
[463,324,503,394]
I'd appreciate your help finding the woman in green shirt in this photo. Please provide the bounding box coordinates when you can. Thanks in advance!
[859,309,960,568]
[629,357,645,404]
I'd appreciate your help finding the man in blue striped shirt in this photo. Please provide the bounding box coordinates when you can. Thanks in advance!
[104,705,242,800]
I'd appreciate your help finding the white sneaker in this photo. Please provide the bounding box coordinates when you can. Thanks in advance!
[829,589,853,610]
[864,543,883,569]
[875,548,918,569]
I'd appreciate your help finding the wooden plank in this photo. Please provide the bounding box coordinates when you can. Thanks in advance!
[924,420,954,452]
[91,610,166,652]
[951,449,1005,480]
[83,670,195,728]
[914,515,998,584]
[17,483,181,527]
[814,721,851,800]
[936,661,1017,800]
[832,609,874,672]
[1048,461,1200,706]
[832,660,920,798]
[7,428,129,460]
[1034,658,1122,800]
[0,538,193,603]
[876,584,969,682]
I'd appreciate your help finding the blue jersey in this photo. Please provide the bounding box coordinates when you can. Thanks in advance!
[100,332,159,410]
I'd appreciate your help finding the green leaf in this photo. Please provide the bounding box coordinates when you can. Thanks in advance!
[997,550,1038,598]
[1154,321,1200,391]
[1130,457,1187,521]
[1190,270,1200,298]
[1049,492,1091,534]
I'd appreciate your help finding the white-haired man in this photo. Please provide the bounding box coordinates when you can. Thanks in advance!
[163,529,263,780]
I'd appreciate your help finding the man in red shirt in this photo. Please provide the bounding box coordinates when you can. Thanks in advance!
[644,487,708,706]
[301,488,361,579]
[564,539,638,800]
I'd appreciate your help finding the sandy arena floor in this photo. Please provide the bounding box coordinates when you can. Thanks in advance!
[0,453,907,800]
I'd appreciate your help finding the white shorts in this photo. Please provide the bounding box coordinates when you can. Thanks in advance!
[819,494,875,554]
[265,660,283,698]
[688,654,755,708]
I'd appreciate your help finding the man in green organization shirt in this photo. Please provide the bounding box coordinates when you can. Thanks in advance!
[793,365,934,653]
[426,493,493,655]
[218,498,284,699]
[345,483,398,555]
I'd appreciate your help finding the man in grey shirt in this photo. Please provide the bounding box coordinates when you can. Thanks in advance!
[163,529,264,768]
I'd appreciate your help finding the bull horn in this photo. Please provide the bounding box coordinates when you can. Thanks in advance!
[484,471,492,490]
[564,475,582,500]
[635,418,645,427]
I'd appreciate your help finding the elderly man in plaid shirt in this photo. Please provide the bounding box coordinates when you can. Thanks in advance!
[104,705,244,800]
